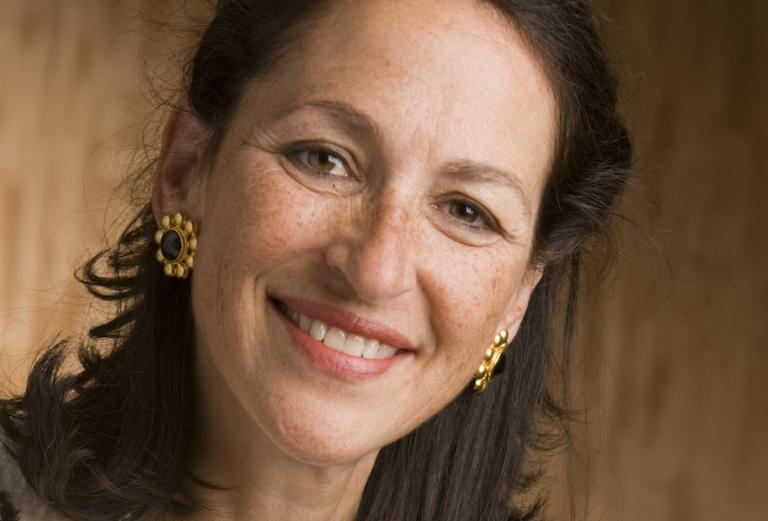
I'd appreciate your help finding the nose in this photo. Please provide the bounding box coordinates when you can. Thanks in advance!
[324,201,417,303]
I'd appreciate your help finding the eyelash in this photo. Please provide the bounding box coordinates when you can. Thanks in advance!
[440,198,499,233]
[282,144,500,234]
[283,143,353,178]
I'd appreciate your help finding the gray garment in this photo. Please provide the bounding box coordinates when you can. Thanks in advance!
[0,444,67,521]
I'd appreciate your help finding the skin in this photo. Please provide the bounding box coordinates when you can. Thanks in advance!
[152,0,556,519]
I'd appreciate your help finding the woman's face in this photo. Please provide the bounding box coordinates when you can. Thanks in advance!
[171,0,556,466]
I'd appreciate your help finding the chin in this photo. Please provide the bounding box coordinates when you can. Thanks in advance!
[264,401,381,466]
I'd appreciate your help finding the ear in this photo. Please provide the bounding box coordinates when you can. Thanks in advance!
[151,98,210,227]
[497,265,544,339]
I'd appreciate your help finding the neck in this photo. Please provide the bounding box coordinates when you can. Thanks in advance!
[186,433,377,521]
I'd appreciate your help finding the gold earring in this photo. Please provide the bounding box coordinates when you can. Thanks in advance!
[473,329,509,394]
[155,211,198,278]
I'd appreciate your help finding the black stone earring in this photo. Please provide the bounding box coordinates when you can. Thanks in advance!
[155,212,198,278]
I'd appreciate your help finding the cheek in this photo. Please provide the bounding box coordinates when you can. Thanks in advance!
[205,159,336,268]
[419,245,527,375]
[191,159,324,360]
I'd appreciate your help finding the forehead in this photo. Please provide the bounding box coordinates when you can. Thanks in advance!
[241,0,556,201]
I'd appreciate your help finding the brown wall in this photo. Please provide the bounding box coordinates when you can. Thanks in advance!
[0,0,151,387]
[0,0,200,386]
[580,2,767,520]
[1,1,765,520]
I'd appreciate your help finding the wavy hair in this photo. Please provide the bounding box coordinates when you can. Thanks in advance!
[0,1,632,520]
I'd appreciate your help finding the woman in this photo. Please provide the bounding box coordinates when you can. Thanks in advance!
[0,0,632,520]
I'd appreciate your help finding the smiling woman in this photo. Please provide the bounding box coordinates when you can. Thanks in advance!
[0,1,631,521]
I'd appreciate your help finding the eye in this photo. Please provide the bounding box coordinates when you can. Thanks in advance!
[284,144,351,178]
[444,198,499,232]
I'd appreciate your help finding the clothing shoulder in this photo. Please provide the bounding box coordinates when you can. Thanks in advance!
[0,440,68,521]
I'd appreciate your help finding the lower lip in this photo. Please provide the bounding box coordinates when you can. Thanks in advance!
[271,300,410,381]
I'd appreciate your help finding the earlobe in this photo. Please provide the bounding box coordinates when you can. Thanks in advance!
[151,98,210,227]
[498,266,544,338]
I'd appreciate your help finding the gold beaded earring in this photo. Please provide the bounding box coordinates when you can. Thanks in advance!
[473,329,509,394]
[155,211,198,278]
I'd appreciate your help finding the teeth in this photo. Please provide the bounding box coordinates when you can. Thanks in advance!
[362,338,380,358]
[282,303,400,359]
[323,327,346,350]
[309,319,327,341]
[363,339,397,359]
[298,314,312,333]
[344,335,366,357]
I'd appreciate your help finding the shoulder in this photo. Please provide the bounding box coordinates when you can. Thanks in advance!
[0,441,68,521]
[0,487,20,521]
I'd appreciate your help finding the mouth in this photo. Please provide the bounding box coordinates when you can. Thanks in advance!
[270,297,409,360]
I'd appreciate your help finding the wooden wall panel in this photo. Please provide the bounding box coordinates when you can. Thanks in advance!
[577,2,768,520]
[0,0,200,391]
[1,0,143,389]
[0,1,765,521]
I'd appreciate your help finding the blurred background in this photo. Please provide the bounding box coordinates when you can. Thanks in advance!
[0,1,765,520]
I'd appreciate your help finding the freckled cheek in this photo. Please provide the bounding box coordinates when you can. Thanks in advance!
[427,252,521,362]
[211,166,339,264]
[194,165,334,364]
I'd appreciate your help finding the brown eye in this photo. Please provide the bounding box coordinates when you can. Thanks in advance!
[446,200,497,232]
[289,146,349,177]
[308,150,340,172]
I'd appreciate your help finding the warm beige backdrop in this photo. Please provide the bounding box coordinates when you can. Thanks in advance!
[1,1,765,520]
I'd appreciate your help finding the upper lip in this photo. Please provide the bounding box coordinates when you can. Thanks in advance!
[271,294,415,350]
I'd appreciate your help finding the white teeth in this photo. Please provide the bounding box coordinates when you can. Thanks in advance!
[309,320,327,341]
[362,339,397,360]
[298,314,312,333]
[362,338,380,358]
[379,345,398,358]
[343,335,367,357]
[323,327,346,350]
[281,302,401,359]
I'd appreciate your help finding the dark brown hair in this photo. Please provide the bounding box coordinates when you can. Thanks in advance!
[0,1,632,520]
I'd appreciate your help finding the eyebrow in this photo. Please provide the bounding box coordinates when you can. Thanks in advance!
[442,159,532,220]
[277,98,532,217]
[277,98,385,143]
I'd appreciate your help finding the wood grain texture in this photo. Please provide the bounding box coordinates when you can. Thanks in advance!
[0,0,202,391]
[574,2,768,520]
[0,1,765,520]
[0,0,143,389]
